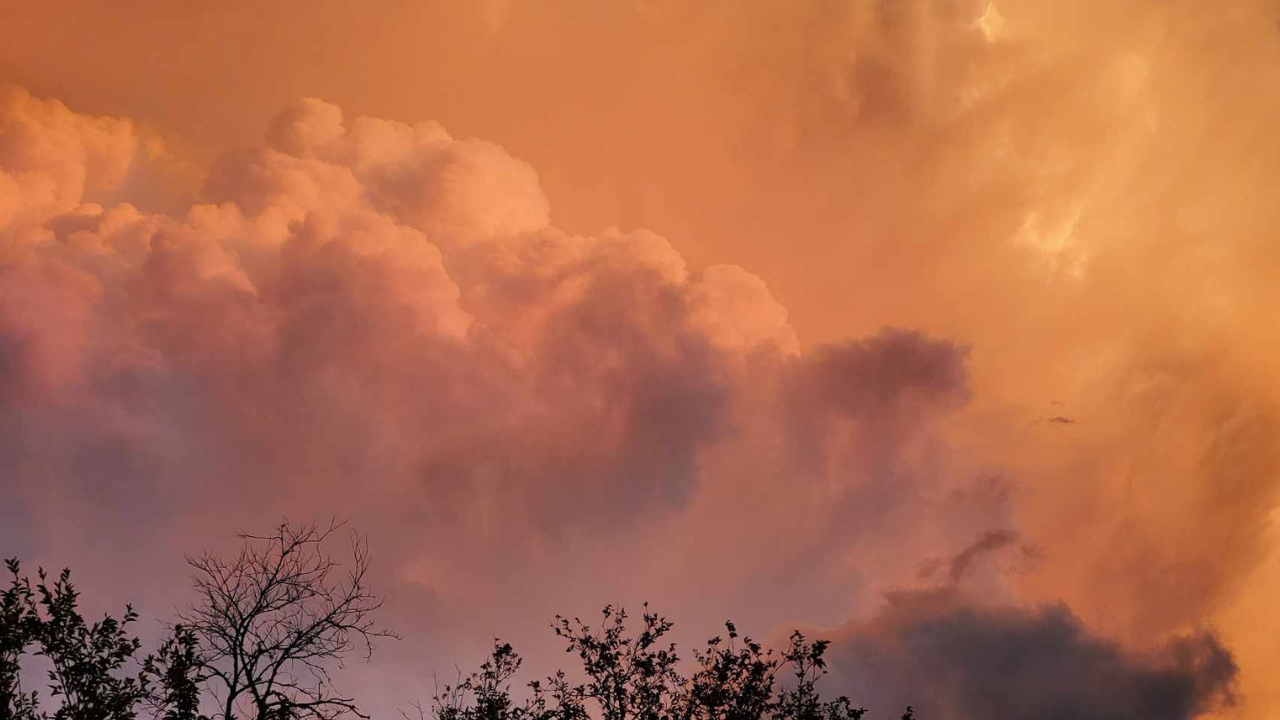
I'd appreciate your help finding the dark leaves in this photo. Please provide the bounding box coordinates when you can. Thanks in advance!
[1,559,147,720]
[415,607,905,720]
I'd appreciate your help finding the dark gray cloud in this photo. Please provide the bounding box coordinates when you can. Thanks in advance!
[823,588,1237,720]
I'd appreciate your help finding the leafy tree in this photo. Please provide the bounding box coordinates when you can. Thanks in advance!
[1,560,212,720]
[30,565,146,720]
[419,605,912,720]
[1,559,146,720]
[676,620,779,720]
[552,606,681,720]
[141,625,209,720]
[1,559,40,720]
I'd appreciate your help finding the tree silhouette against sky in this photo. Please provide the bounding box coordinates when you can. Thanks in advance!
[1,521,908,720]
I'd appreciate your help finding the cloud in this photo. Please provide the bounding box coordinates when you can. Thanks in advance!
[0,85,136,240]
[823,588,1238,720]
[0,93,977,632]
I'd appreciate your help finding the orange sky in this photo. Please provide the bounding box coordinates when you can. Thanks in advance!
[2,2,1278,719]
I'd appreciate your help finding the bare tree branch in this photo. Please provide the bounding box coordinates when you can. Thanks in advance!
[179,520,398,720]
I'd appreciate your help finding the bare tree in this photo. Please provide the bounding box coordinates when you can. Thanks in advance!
[179,520,397,720]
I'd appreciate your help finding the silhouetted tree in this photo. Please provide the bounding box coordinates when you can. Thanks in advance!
[179,520,396,720]
[0,559,190,720]
[675,620,778,720]
[6,533,912,720]
[1,559,40,720]
[140,625,209,720]
[417,605,912,720]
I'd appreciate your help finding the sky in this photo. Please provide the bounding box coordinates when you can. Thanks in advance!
[1,0,1278,718]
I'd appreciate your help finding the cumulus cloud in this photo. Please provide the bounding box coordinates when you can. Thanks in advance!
[0,85,136,243]
[0,92,977,632]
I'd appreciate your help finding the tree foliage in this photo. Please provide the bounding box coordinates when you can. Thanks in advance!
[0,559,201,720]
[1,559,41,720]
[141,626,209,720]
[422,605,913,720]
